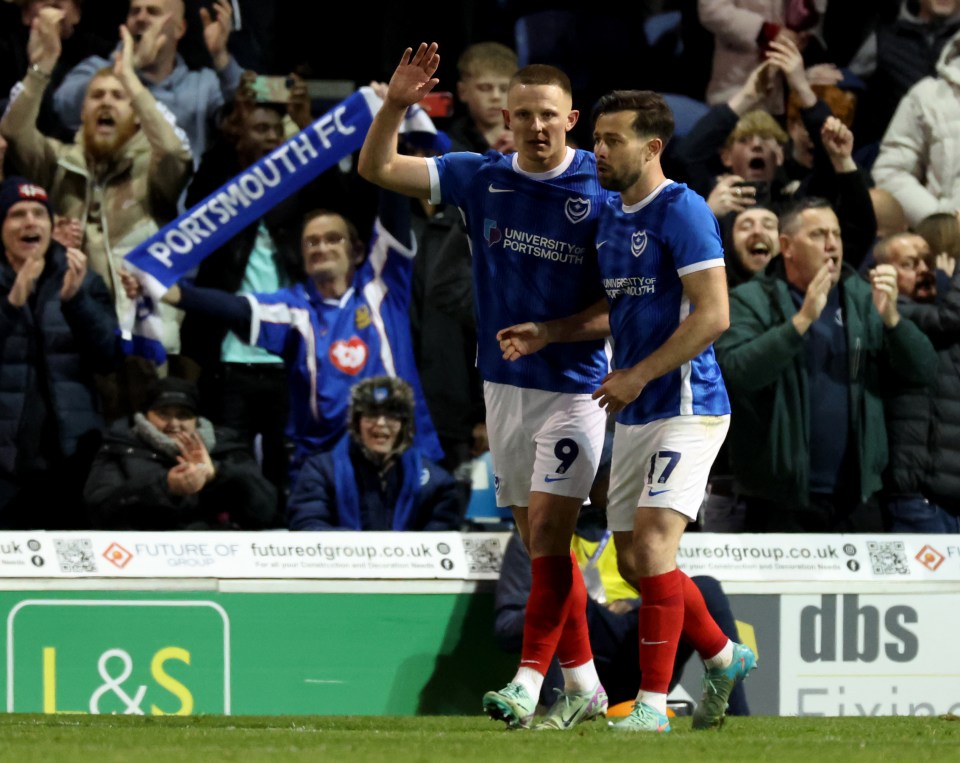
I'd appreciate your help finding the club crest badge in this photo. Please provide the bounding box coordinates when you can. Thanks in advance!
[632,230,649,257]
[484,219,502,246]
[565,197,591,224]
[355,304,371,329]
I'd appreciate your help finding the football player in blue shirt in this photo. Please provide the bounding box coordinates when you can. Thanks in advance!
[359,42,611,730]
[498,90,757,733]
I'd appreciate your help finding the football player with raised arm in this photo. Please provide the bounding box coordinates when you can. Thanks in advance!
[359,43,612,730]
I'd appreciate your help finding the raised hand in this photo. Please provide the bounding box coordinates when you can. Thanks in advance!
[730,60,776,114]
[385,42,440,110]
[707,174,755,218]
[131,12,169,71]
[167,458,207,496]
[27,6,64,74]
[174,431,214,476]
[766,36,816,108]
[114,25,145,97]
[59,247,87,301]
[118,269,143,300]
[766,37,803,82]
[870,263,900,327]
[52,215,82,249]
[806,63,843,87]
[793,263,833,334]
[821,116,855,172]
[7,258,45,308]
[200,0,233,71]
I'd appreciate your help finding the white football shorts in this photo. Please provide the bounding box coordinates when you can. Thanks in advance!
[606,414,730,530]
[484,381,607,508]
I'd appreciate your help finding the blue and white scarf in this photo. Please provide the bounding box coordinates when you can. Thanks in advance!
[123,87,438,362]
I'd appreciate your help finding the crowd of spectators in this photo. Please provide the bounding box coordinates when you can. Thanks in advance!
[1,0,958,535]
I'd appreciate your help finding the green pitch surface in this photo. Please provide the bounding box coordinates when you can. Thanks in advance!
[1,714,959,762]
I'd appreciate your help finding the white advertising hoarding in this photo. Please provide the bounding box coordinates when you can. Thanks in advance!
[779,593,960,717]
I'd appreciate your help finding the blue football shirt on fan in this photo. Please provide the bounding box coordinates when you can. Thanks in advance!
[427,148,611,393]
[247,219,442,465]
[598,180,730,425]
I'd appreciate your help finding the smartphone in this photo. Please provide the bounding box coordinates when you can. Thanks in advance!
[420,91,454,118]
[303,79,354,102]
[250,75,293,103]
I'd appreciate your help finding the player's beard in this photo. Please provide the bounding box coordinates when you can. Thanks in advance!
[83,114,139,164]
[599,167,641,193]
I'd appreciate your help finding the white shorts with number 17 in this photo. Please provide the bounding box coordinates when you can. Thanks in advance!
[606,414,730,530]
[484,381,607,509]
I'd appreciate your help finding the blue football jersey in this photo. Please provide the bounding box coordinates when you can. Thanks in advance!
[598,181,730,424]
[427,148,610,393]
[247,219,443,463]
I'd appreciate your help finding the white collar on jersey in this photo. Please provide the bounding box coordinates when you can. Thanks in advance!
[622,178,675,213]
[511,146,575,180]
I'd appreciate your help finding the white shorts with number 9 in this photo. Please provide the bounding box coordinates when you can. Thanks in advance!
[606,414,730,530]
[484,381,607,509]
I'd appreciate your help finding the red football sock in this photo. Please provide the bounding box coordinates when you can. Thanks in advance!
[521,554,574,675]
[679,570,729,658]
[555,551,593,669]
[637,568,684,694]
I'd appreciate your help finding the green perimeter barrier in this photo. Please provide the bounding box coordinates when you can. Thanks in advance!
[1,589,515,716]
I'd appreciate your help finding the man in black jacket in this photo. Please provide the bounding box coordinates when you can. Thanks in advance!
[0,175,121,528]
[873,231,960,532]
[83,376,277,529]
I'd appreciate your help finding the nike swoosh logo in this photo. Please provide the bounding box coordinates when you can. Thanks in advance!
[648,488,671,496]
[641,639,669,645]
[488,184,514,193]
[597,240,608,249]
[544,475,571,483]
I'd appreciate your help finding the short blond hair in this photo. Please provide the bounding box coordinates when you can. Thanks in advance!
[724,110,788,148]
[457,41,518,80]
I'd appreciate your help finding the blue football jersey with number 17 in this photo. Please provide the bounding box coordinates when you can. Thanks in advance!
[427,148,611,394]
[598,180,730,425]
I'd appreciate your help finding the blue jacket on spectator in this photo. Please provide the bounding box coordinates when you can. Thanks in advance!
[287,436,461,532]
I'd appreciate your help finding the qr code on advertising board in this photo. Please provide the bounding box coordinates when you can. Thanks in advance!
[866,540,909,575]
[463,537,503,574]
[54,538,97,573]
